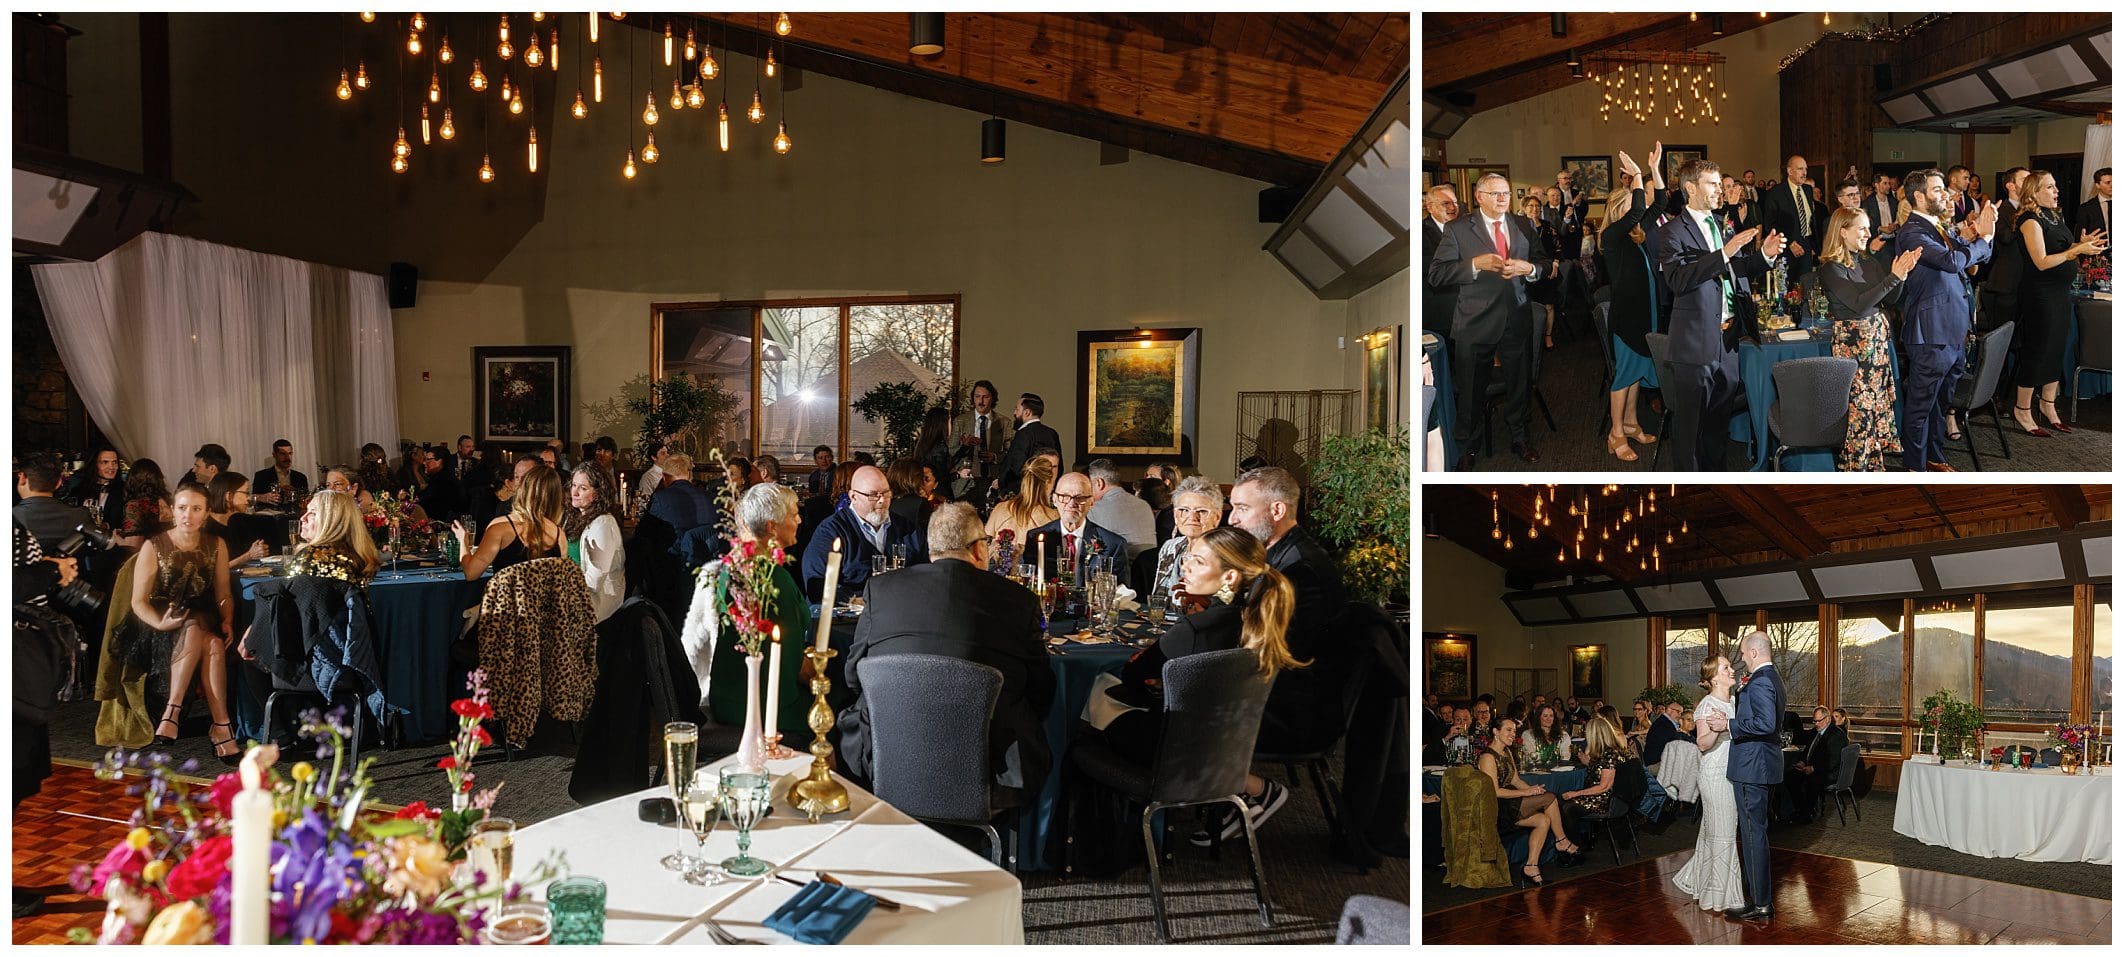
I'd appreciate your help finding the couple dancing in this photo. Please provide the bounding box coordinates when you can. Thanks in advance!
[1672,631,1785,922]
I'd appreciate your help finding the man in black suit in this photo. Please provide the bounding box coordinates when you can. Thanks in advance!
[1424,171,1554,467]
[1421,183,1462,339]
[1554,169,1589,232]
[1948,165,1979,223]
[2078,167,2112,237]
[1658,157,1785,470]
[1866,171,1901,256]
[248,439,311,508]
[1643,701,1687,767]
[414,451,465,522]
[994,392,1059,496]
[1976,166,2030,328]
[1781,705,1848,823]
[1760,154,1825,279]
[1027,472,1127,574]
[836,502,1054,807]
[1230,466,1348,756]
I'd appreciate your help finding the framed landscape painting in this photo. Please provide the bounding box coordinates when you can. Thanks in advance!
[1569,643,1607,700]
[1076,327,1200,465]
[1663,145,1709,191]
[1423,632,1476,701]
[473,346,571,447]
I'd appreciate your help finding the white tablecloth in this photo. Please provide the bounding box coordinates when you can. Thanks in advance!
[1892,759,2112,864]
[513,751,1025,944]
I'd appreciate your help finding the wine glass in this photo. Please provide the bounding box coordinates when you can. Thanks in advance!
[680,770,726,886]
[717,766,773,877]
[660,723,699,872]
[468,817,516,891]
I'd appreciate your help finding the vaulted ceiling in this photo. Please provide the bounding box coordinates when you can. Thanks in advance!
[1422,13,1793,116]
[688,13,1408,187]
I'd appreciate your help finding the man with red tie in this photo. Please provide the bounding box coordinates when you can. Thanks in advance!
[1423,172,1553,467]
[1030,472,1126,579]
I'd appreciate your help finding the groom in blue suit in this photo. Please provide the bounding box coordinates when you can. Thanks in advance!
[1895,168,1996,472]
[1715,630,1786,922]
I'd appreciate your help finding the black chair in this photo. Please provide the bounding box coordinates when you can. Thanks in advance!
[1642,332,1679,470]
[1069,648,1274,941]
[2072,298,2110,423]
[1334,894,1410,945]
[1824,743,1862,826]
[246,575,383,765]
[862,654,1017,870]
[571,599,721,801]
[1253,603,1382,849]
[1766,355,1858,470]
[1949,320,2015,470]
[1588,760,1644,864]
[1593,300,1619,439]
[1130,546,1162,601]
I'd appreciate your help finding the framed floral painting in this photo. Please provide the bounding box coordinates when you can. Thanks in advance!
[473,346,570,448]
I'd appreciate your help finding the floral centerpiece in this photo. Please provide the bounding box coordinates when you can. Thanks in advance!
[697,447,788,770]
[2048,722,2094,759]
[2081,257,2111,292]
[989,529,1019,576]
[71,671,559,944]
[1917,689,1983,758]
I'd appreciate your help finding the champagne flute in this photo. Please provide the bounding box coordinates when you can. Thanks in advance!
[660,722,699,871]
[468,817,516,890]
[680,771,726,886]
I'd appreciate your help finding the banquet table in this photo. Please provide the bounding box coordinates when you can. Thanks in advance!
[1422,764,1586,797]
[513,750,1024,944]
[2065,294,2112,400]
[1423,333,1458,469]
[1892,758,2111,864]
[229,558,485,746]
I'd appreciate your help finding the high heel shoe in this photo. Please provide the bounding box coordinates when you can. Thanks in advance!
[2013,404,2053,437]
[208,722,241,767]
[1606,434,1639,462]
[153,704,183,746]
[2040,400,2073,433]
[1518,864,1547,888]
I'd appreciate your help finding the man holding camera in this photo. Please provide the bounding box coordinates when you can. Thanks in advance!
[15,519,83,917]
[14,454,99,555]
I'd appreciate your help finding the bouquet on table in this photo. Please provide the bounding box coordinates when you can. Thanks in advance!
[988,529,1019,577]
[2049,722,2094,759]
[72,670,561,945]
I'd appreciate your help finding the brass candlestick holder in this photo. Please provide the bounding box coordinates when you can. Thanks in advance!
[790,646,850,822]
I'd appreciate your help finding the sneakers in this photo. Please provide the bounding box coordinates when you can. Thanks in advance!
[1189,779,1290,846]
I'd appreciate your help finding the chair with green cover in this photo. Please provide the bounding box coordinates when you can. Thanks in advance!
[1441,765,1510,888]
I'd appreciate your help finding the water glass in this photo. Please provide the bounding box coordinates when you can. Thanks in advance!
[482,902,552,945]
[891,543,909,569]
[718,767,774,877]
[871,555,890,577]
[546,876,607,945]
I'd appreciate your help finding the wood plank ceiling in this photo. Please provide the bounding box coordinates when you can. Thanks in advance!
[1431,485,2112,582]
[681,13,1407,187]
[1423,13,1792,116]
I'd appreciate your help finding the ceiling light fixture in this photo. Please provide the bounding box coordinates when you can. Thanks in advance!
[910,13,945,56]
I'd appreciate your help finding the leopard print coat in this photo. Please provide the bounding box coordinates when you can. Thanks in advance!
[478,556,600,744]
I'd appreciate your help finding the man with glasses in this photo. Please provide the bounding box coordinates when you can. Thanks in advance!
[1422,183,1462,339]
[1028,472,1127,578]
[1424,171,1553,467]
[836,502,1053,807]
[802,464,928,603]
[1896,167,1996,472]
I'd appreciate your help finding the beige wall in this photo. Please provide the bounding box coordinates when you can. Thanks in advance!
[1422,537,1650,705]
[1873,117,2100,186]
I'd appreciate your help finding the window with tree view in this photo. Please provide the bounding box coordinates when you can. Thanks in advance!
[848,303,957,461]
[1764,611,1821,711]
[1837,601,1905,753]
[1980,591,2076,725]
[1665,619,1708,700]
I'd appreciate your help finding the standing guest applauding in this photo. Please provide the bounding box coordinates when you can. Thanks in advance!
[1866,172,1901,255]
[1524,195,1565,351]
[1422,184,1463,340]
[1426,172,1552,467]
[1818,208,1922,471]
[1896,168,1996,472]
[1719,174,1762,238]
[1659,158,1785,471]
[1602,143,1667,463]
[2013,171,2110,435]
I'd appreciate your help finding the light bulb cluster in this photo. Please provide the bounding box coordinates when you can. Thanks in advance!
[1593,57,1726,127]
[1488,485,1682,573]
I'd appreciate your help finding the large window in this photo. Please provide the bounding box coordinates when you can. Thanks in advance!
[847,303,957,461]
[1912,598,1976,704]
[1665,619,1708,700]
[1837,601,1906,753]
[760,306,844,464]
[1764,611,1822,710]
[1981,591,2076,725]
[2097,589,2114,718]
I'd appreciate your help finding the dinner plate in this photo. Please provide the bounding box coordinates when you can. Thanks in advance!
[1421,765,1447,772]
[258,555,286,564]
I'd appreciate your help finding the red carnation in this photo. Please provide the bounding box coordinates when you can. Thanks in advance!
[394,800,439,821]
[472,726,492,747]
[205,772,243,818]
[163,834,233,900]
[435,756,458,771]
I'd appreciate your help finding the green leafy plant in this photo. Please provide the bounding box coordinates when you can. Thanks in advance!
[1918,688,1984,757]
[1635,683,1694,711]
[851,380,940,464]
[1310,428,1410,606]
[624,373,739,460]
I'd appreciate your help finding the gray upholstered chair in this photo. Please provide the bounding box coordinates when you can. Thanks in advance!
[1950,320,2016,470]
[1766,355,1858,470]
[1334,894,1410,945]
[861,654,1015,869]
[1825,743,1862,826]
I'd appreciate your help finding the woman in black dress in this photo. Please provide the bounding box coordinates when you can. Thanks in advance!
[1476,716,1585,886]
[1817,206,1922,471]
[2012,171,2111,434]
[127,484,237,762]
[1719,174,1762,239]
[1523,195,1566,350]
[204,472,273,568]
[910,406,957,503]
[1600,145,1667,463]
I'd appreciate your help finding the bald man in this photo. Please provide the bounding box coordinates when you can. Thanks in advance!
[1027,472,1128,576]
[801,464,929,603]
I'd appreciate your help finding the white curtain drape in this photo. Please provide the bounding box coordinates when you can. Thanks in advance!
[2084,121,2112,197]
[30,232,398,478]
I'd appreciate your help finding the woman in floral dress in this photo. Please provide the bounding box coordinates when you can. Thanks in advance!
[1817,207,1922,471]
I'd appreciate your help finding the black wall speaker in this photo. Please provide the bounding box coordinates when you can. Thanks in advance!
[388,262,418,309]
[1874,63,1894,93]
[1258,186,1304,223]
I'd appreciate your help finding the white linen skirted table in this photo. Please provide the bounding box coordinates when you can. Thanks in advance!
[1892,759,2112,864]
[513,751,1026,944]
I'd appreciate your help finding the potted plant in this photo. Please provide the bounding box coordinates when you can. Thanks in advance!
[851,380,941,465]
[1917,689,1983,760]
[1310,428,1410,610]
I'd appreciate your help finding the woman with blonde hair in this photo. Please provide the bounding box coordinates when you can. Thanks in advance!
[2013,170,2110,435]
[291,488,382,580]
[1673,654,1745,912]
[1600,143,1667,461]
[1817,205,1921,470]
[1559,713,1626,828]
[452,464,564,579]
[984,457,1060,543]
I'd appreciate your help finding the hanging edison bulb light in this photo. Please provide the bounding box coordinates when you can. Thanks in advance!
[440,106,456,139]
[394,127,411,157]
[497,15,514,60]
[571,90,588,118]
[685,26,697,61]
[392,151,407,173]
[407,29,422,55]
[356,60,371,90]
[663,21,674,66]
[498,14,510,43]
[776,12,792,36]
[479,153,495,183]
[766,48,777,78]
[748,88,764,123]
[429,71,442,103]
[411,11,426,31]
[360,11,375,23]
[548,24,559,72]
[611,12,625,20]
[469,59,487,91]
[643,93,659,125]
[439,34,453,63]
[525,30,543,67]
[622,148,637,179]
[774,119,790,154]
[508,93,523,115]
[642,130,660,163]
[718,98,730,151]
[1504,535,1514,552]
[420,103,432,144]
[593,57,603,101]
[532,11,544,21]
[588,12,598,43]
[527,126,538,172]
[701,47,719,79]
[670,78,684,111]
[499,72,513,102]
[336,70,353,100]
[686,83,704,109]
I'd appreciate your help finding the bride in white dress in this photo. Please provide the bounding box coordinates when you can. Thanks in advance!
[1672,655,1746,911]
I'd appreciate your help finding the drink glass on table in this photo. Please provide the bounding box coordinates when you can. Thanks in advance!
[468,818,516,889]
[481,902,551,945]
[680,770,726,886]
[871,555,889,577]
[546,876,607,945]
[891,543,908,569]
[660,723,700,872]
[718,766,773,877]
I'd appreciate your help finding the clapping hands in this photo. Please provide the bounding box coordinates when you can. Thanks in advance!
[1975,200,2000,235]
[1759,228,1787,259]
[2076,228,2110,257]
[1889,246,1923,281]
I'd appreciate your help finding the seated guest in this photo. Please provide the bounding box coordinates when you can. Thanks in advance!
[1519,703,1571,765]
[121,483,238,762]
[698,484,812,735]
[592,436,620,485]
[983,458,1059,545]
[357,443,397,497]
[452,464,564,579]
[1137,478,1175,547]
[919,464,949,508]
[1149,476,1224,603]
[468,455,536,532]
[1531,692,1549,714]
[60,446,129,532]
[1504,699,1528,727]
[796,461,857,555]
[1086,526,1300,839]
[1562,696,1590,723]
[117,458,174,548]
[563,464,627,623]
[415,450,465,523]
[203,473,272,568]
[1783,705,1848,823]
[1029,472,1129,579]
[283,488,382,582]
[723,457,755,500]
[1084,459,1157,562]
[805,445,837,500]
[320,465,380,516]
[643,453,717,533]
[537,447,559,470]
[394,446,430,495]
[910,407,959,504]
[838,502,1052,806]
[1644,701,1687,765]
[637,440,673,498]
[186,444,232,487]
[544,438,573,472]
[1559,717,1628,828]
[1439,705,1476,762]
[249,438,310,507]
[13,454,99,555]
[885,458,932,530]
[1832,707,1850,730]
[754,454,782,486]
[1626,699,1654,749]
[801,465,928,603]
[1595,705,1632,756]
[1469,698,1496,736]
[1229,466,1349,758]
[1477,716,1585,886]
[851,451,879,468]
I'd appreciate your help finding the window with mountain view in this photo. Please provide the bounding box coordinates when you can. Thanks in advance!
[2097,593,2114,718]
[1912,599,1976,704]
[1837,601,1906,753]
[1981,592,2075,725]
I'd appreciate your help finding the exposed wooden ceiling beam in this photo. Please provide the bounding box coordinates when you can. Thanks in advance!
[1709,487,1830,561]
[2038,485,2091,531]
[1437,14,1793,116]
[1423,13,1681,89]
[1488,486,1635,582]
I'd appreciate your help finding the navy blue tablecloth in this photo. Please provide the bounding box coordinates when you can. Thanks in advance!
[1737,329,1832,471]
[1424,334,1458,469]
[2066,295,2112,399]
[1423,764,1586,796]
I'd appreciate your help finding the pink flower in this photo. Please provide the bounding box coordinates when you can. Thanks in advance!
[88,843,149,896]
[205,773,243,818]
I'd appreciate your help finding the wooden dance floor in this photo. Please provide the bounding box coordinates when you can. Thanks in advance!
[1424,848,2111,945]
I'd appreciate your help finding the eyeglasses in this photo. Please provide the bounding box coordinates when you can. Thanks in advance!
[850,488,891,501]
[1475,190,1511,198]
[1053,494,1094,506]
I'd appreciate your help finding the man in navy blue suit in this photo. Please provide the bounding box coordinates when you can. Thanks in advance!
[1658,158,1786,470]
[1895,168,1996,472]
[1027,472,1127,577]
[1707,631,1786,922]
[802,464,928,603]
